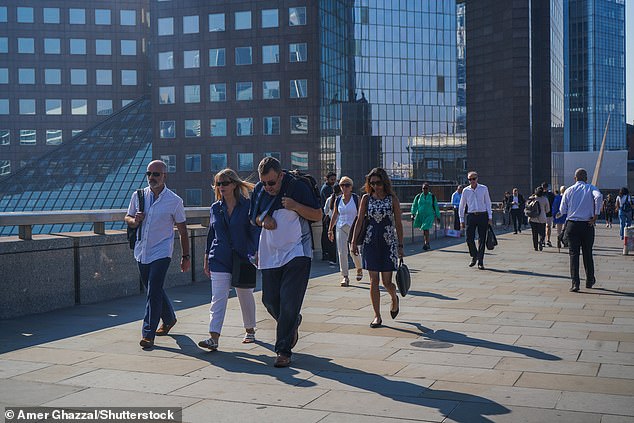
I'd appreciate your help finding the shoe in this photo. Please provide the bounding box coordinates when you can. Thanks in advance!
[390,296,400,319]
[422,243,430,251]
[198,338,219,351]
[356,269,363,281]
[340,277,349,287]
[139,337,154,348]
[514,231,518,234]
[370,317,382,328]
[478,263,485,270]
[547,241,552,247]
[534,248,539,251]
[569,284,580,292]
[469,258,477,267]
[155,319,177,336]
[291,314,302,349]
[274,353,291,368]
[585,280,595,289]
[329,261,337,266]
[242,331,256,344]
[539,243,543,251]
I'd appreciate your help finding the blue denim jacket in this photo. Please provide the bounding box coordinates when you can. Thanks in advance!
[206,196,261,273]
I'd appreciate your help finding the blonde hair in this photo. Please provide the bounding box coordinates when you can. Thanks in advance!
[213,168,254,201]
[559,185,566,194]
[338,176,353,187]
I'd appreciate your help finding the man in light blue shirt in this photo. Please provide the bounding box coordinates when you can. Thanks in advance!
[451,184,463,230]
[559,168,602,292]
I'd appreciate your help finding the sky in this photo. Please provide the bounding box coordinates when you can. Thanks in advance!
[627,1,633,124]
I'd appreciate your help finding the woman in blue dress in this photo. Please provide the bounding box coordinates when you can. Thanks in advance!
[552,185,567,250]
[351,168,404,328]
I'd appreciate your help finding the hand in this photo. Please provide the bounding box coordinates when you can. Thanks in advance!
[589,216,597,227]
[461,222,465,230]
[180,257,191,272]
[281,196,298,211]
[328,230,334,242]
[351,245,359,256]
[397,245,404,258]
[262,215,277,230]
[411,214,415,220]
[488,219,493,226]
[134,212,145,225]
[203,258,210,278]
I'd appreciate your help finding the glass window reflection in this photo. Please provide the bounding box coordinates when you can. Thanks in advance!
[263,81,280,99]
[209,48,225,67]
[210,119,227,137]
[185,120,201,137]
[262,45,279,64]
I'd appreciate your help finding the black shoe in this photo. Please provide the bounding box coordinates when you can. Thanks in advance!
[477,263,485,270]
[469,258,477,267]
[514,231,518,234]
[390,297,399,319]
[586,280,595,289]
[370,317,382,328]
[539,243,543,251]
[547,241,553,247]
[570,284,580,292]
[422,243,430,250]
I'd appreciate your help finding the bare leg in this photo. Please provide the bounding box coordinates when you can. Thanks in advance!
[369,271,381,322]
[423,229,430,245]
[380,271,398,312]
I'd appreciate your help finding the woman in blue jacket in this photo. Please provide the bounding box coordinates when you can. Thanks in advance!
[199,169,260,351]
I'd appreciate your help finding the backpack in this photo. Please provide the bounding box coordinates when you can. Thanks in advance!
[336,193,360,210]
[621,196,632,214]
[285,169,321,222]
[524,198,541,218]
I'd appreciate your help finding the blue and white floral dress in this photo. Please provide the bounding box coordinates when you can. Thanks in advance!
[362,194,399,271]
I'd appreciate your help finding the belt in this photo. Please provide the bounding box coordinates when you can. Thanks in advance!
[468,212,487,215]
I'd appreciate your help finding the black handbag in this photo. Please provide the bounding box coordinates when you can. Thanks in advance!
[485,224,497,250]
[395,258,411,297]
[231,251,257,289]
[126,189,144,249]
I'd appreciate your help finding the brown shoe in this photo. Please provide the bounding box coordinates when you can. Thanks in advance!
[274,353,291,368]
[155,319,177,336]
[139,337,154,348]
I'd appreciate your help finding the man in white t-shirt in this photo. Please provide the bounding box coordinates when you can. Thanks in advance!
[250,157,321,367]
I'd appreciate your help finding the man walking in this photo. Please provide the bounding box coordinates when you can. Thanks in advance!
[451,184,463,231]
[541,182,555,246]
[459,171,492,270]
[320,171,337,263]
[510,188,525,234]
[251,157,321,367]
[125,160,190,349]
[559,168,602,292]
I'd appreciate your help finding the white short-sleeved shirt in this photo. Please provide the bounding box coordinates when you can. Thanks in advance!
[336,196,358,228]
[127,185,186,264]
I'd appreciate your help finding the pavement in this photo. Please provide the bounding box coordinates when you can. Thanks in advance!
[1,225,633,422]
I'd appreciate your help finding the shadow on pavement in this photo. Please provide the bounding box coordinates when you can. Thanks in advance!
[581,287,634,298]
[348,284,457,301]
[487,268,570,280]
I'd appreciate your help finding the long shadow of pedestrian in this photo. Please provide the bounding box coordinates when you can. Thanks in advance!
[581,287,634,298]
[487,268,570,280]
[348,284,457,300]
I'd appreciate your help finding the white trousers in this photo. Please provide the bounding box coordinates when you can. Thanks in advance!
[336,224,362,277]
[209,271,256,334]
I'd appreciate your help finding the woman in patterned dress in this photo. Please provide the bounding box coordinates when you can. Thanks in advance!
[351,168,404,328]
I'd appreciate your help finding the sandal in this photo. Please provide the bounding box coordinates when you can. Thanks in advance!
[242,332,256,344]
[356,269,363,281]
[370,317,382,328]
[198,338,218,351]
[340,277,349,287]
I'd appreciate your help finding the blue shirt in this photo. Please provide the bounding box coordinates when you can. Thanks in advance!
[559,181,602,222]
[206,196,261,273]
[451,191,462,208]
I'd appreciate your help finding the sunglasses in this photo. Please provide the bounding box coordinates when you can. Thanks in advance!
[215,181,232,187]
[340,183,352,187]
[468,177,478,181]
[262,180,278,186]
[145,171,163,177]
[369,181,383,186]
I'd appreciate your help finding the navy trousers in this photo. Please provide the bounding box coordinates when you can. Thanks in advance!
[138,257,176,339]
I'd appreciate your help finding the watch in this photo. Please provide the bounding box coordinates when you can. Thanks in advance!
[182,254,190,259]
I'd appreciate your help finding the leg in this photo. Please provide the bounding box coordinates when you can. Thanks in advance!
[465,214,478,258]
[275,256,311,357]
[368,271,381,321]
[566,221,582,290]
[580,224,595,286]
[321,217,330,260]
[208,272,232,336]
[423,229,430,245]
[545,220,551,243]
[530,222,539,250]
[619,212,627,239]
[336,225,350,278]
[453,208,461,230]
[475,215,488,264]
[380,271,398,313]
[261,267,283,321]
[539,223,546,248]
[139,258,172,339]
[235,287,256,331]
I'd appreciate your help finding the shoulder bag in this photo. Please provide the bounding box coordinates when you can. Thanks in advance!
[485,224,497,250]
[127,189,144,250]
[348,195,369,246]
[395,258,411,297]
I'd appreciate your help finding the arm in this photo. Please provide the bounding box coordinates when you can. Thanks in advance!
[433,195,441,219]
[393,197,404,258]
[458,191,466,226]
[203,215,215,278]
[591,188,603,224]
[328,199,339,241]
[484,187,493,223]
[125,191,142,227]
[175,222,191,272]
[351,194,369,254]
[284,200,322,222]
[410,194,418,217]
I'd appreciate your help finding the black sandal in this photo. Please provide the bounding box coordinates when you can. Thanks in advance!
[370,317,382,328]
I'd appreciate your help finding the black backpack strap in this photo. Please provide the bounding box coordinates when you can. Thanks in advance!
[136,189,144,240]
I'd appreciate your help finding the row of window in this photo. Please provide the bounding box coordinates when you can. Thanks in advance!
[159,116,309,138]
[0,99,134,116]
[0,129,82,146]
[157,7,307,35]
[157,43,307,70]
[0,68,138,86]
[0,37,139,55]
[158,80,307,104]
[0,6,137,26]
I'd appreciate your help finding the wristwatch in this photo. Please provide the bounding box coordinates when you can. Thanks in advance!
[182,255,190,259]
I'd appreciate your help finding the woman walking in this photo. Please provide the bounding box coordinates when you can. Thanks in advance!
[351,168,404,328]
[602,194,615,228]
[527,186,550,251]
[411,183,441,250]
[615,187,632,240]
[199,169,260,351]
[552,186,567,250]
[328,176,363,286]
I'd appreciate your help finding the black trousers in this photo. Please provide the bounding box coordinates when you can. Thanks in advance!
[510,209,523,232]
[321,216,336,261]
[465,213,488,263]
[453,208,461,230]
[530,221,546,250]
[565,220,595,286]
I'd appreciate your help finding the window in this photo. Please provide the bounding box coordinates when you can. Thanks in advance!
[0,7,7,23]
[185,189,202,205]
[120,40,136,55]
[97,100,113,115]
[0,68,7,84]
[209,48,225,67]
[185,154,201,172]
[19,99,36,115]
[69,8,86,24]
[210,119,227,137]
[18,68,35,84]
[44,38,61,54]
[209,83,226,102]
[70,39,86,55]
[0,130,9,145]
[45,99,62,115]
[20,130,36,145]
[122,100,133,107]
[291,152,309,170]
[235,11,251,30]
[237,153,254,171]
[0,99,9,114]
[18,38,35,53]
[185,120,201,137]
[264,152,282,161]
[120,10,136,26]
[0,37,7,53]
[46,129,62,145]
[158,17,173,35]
[236,82,253,101]
[183,15,199,33]
[291,115,308,134]
[0,160,10,176]
[95,39,111,55]
[210,154,227,171]
[96,69,112,85]
[45,69,61,85]
[17,7,34,23]
[289,7,306,26]
[184,85,200,103]
[70,69,87,85]
[159,87,175,104]
[262,45,279,64]
[261,9,279,28]
[263,81,280,99]
[160,121,175,138]
[290,79,308,98]
[158,52,174,70]
[209,13,225,31]
[95,9,111,25]
[236,118,253,136]
[289,43,307,62]
[263,117,280,135]
[71,130,82,138]
[43,8,60,24]
[161,155,176,173]
[71,99,88,115]
[183,50,200,68]
[235,47,252,65]
[121,70,137,85]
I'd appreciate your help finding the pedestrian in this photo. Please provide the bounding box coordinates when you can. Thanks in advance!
[328,176,363,286]
[527,187,550,251]
[411,182,441,250]
[250,157,322,367]
[320,171,337,264]
[552,185,567,249]
[458,171,493,270]
[451,185,463,231]
[322,184,342,265]
[541,182,556,247]
[125,160,190,349]
[351,168,404,329]
[510,188,525,234]
[602,194,615,228]
[502,191,512,229]
[615,188,632,240]
[198,169,260,351]
[559,168,602,292]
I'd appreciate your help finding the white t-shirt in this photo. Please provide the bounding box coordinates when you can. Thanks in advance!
[336,195,358,228]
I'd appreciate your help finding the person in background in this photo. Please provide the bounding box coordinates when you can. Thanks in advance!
[615,187,632,240]
[527,186,550,251]
[411,182,441,250]
[510,188,525,234]
[451,185,463,231]
[323,184,342,265]
[320,171,337,264]
[541,182,556,247]
[458,171,493,270]
[502,191,512,229]
[552,185,567,249]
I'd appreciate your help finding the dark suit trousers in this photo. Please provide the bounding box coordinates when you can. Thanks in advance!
[510,209,523,232]
[565,220,595,286]
[465,213,488,263]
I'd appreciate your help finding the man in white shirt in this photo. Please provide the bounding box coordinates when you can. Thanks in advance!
[458,171,493,269]
[125,160,190,349]
[559,168,602,292]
